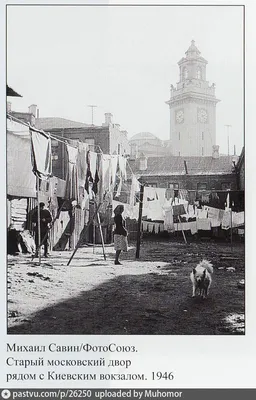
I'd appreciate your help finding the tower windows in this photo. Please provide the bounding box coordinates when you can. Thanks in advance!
[202,147,204,156]
[197,67,202,79]
[183,67,188,80]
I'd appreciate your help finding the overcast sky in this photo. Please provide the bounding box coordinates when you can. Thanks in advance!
[7,4,244,155]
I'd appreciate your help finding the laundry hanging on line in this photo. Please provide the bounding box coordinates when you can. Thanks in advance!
[64,145,79,202]
[30,129,52,179]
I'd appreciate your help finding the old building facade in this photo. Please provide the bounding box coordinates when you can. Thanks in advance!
[166,40,220,157]
[130,148,238,192]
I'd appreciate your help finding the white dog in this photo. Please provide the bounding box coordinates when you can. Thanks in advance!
[190,260,214,299]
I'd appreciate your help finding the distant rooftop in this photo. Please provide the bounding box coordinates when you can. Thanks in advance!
[35,117,90,131]
[129,132,162,141]
[129,155,235,177]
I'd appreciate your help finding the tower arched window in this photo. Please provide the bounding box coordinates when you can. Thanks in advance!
[183,67,188,80]
[197,67,202,79]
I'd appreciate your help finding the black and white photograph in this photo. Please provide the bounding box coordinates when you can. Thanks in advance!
[6,3,245,336]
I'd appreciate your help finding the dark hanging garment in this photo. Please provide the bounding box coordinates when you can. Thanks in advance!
[85,150,93,193]
[92,169,100,195]
[172,204,186,217]
[64,144,79,202]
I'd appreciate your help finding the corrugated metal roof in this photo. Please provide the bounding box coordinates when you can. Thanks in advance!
[129,155,235,177]
[35,117,89,130]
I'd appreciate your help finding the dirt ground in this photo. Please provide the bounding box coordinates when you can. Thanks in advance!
[7,237,245,335]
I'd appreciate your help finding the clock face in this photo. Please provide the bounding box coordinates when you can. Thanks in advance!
[198,109,208,123]
[176,110,184,123]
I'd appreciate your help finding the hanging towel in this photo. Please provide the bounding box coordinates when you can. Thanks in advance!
[154,223,160,234]
[118,155,127,181]
[64,145,79,202]
[219,209,225,223]
[130,176,141,206]
[144,187,157,202]
[77,142,88,187]
[163,205,175,232]
[232,211,244,227]
[197,218,211,231]
[89,151,98,181]
[148,222,154,233]
[30,129,52,179]
[110,155,118,190]
[210,219,220,227]
[222,210,231,230]
[101,154,111,193]
[142,221,148,232]
[197,209,208,219]
[207,206,220,220]
[189,221,198,235]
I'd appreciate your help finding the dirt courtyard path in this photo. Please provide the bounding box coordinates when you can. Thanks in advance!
[7,239,245,335]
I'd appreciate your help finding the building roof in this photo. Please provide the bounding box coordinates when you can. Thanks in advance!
[129,132,161,141]
[35,117,89,131]
[129,155,235,177]
[7,85,22,97]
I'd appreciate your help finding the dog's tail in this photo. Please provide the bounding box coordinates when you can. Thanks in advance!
[199,259,214,274]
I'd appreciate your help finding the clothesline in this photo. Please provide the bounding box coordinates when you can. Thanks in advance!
[7,112,141,187]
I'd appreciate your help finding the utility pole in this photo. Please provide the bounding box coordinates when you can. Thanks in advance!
[225,124,232,156]
[87,105,97,126]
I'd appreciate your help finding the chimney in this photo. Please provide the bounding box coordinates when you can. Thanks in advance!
[28,104,37,117]
[212,145,220,159]
[7,101,12,112]
[36,108,40,119]
[103,112,113,126]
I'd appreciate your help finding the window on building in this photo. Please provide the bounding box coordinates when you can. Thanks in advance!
[221,182,231,190]
[148,183,158,188]
[197,67,202,79]
[202,132,204,140]
[197,183,207,191]
[168,183,179,189]
[118,143,121,155]
[178,151,180,156]
[183,67,188,80]
[84,138,95,151]
[202,147,204,156]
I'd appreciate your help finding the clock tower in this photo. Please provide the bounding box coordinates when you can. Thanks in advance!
[166,40,220,156]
